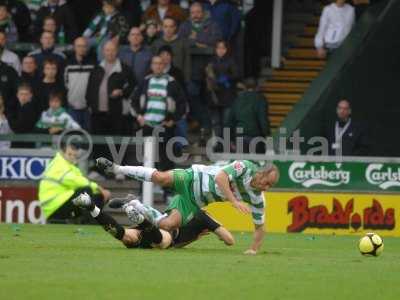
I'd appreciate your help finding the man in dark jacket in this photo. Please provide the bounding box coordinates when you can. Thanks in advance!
[178,2,222,135]
[86,40,135,136]
[202,0,241,42]
[0,60,19,118]
[325,99,370,156]
[35,0,78,43]
[21,55,41,98]
[3,0,31,41]
[130,55,185,170]
[119,27,152,86]
[226,79,270,154]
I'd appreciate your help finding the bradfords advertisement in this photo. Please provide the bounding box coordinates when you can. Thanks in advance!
[273,161,400,192]
[0,187,45,224]
[205,192,400,236]
[0,156,51,180]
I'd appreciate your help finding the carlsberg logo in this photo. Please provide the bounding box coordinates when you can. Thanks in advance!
[289,162,350,187]
[366,164,400,190]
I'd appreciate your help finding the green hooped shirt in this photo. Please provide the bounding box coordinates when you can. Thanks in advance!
[191,160,265,225]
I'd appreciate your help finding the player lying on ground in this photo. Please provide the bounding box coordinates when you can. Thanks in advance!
[72,193,234,249]
[96,158,279,255]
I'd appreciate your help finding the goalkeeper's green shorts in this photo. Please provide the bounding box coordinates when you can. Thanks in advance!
[165,168,200,225]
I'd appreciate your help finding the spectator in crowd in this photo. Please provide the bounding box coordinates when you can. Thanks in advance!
[143,19,160,46]
[38,139,111,223]
[119,26,152,86]
[325,99,370,156]
[0,59,18,117]
[2,0,31,41]
[8,83,40,136]
[153,17,191,82]
[158,45,189,152]
[142,0,186,26]
[0,29,21,74]
[159,45,185,88]
[202,0,241,42]
[226,78,270,154]
[35,90,80,134]
[0,93,12,150]
[41,15,57,37]
[86,40,135,136]
[114,0,143,27]
[65,37,96,130]
[130,55,186,170]
[206,40,238,142]
[0,3,18,43]
[24,0,45,23]
[244,0,272,78]
[21,55,40,93]
[315,0,355,59]
[28,31,66,74]
[83,0,130,60]
[178,2,222,141]
[35,0,78,43]
[37,57,66,110]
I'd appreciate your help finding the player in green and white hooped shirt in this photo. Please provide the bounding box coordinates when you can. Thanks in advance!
[96,158,280,255]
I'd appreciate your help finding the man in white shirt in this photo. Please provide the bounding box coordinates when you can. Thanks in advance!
[0,30,21,74]
[314,0,355,59]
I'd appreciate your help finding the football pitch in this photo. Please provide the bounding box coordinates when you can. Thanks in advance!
[1,224,399,300]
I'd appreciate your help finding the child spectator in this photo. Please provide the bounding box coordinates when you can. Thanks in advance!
[206,40,238,142]
[0,92,12,149]
[143,19,160,46]
[36,90,80,134]
[37,57,66,110]
[0,3,18,43]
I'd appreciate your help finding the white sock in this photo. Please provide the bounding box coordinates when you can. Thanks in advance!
[116,166,156,182]
[90,206,101,218]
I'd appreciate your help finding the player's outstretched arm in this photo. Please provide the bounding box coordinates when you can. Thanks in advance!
[244,224,265,255]
[215,171,251,214]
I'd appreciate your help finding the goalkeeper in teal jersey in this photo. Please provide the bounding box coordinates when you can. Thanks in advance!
[96,158,280,255]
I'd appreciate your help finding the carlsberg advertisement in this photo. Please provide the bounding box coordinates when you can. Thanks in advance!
[274,161,400,192]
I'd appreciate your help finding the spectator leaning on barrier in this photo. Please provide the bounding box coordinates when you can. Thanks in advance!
[325,99,370,156]
[142,0,186,26]
[86,40,135,136]
[35,0,78,43]
[37,57,66,110]
[64,37,96,130]
[35,90,80,134]
[0,3,18,43]
[153,16,191,82]
[315,0,355,59]
[206,40,238,142]
[0,93,12,150]
[178,1,222,140]
[8,83,40,138]
[226,78,270,154]
[83,0,130,58]
[119,27,153,86]
[130,55,186,170]
[38,139,111,223]
[0,29,21,74]
[0,59,19,118]
[28,30,66,75]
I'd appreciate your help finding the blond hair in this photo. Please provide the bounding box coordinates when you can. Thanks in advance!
[257,163,280,183]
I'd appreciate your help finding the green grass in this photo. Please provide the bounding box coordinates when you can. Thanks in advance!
[0,224,399,300]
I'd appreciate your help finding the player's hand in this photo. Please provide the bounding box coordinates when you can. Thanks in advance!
[232,201,251,214]
[244,249,257,255]
[316,47,327,59]
[99,188,111,202]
